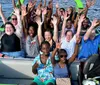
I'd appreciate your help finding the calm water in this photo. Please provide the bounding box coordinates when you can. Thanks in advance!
[0,0,100,26]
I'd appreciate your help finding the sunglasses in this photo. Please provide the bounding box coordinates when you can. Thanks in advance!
[59,55,67,58]
[12,18,17,20]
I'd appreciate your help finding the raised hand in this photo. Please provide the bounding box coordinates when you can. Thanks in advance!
[56,2,59,9]
[35,8,41,16]
[86,0,96,8]
[13,7,20,16]
[79,14,85,23]
[51,16,57,25]
[91,19,99,28]
[42,7,47,15]
[63,11,70,20]
[28,0,36,11]
[21,5,27,17]
[36,16,43,26]
[56,42,61,49]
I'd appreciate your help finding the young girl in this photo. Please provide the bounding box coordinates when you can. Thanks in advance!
[32,41,55,85]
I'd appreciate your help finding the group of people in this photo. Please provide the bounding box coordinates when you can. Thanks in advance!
[0,0,100,85]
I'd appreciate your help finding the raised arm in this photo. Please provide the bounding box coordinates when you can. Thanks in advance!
[12,0,16,8]
[61,12,69,38]
[51,16,58,42]
[51,42,61,65]
[0,4,8,24]
[21,5,28,37]
[68,36,81,63]
[76,14,85,36]
[84,19,99,41]
[36,17,44,45]
[43,0,46,7]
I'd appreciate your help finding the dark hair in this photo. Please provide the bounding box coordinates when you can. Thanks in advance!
[60,8,65,12]
[4,22,16,32]
[58,49,68,63]
[40,41,50,49]
[28,22,38,37]
[65,30,73,36]
[44,30,53,38]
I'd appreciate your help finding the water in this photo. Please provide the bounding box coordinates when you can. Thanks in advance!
[0,0,100,26]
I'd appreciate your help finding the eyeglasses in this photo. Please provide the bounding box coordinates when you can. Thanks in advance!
[12,18,17,20]
[59,55,67,58]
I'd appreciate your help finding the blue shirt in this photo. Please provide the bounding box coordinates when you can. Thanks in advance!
[53,64,69,79]
[78,35,100,60]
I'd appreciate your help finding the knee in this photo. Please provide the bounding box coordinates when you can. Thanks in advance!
[47,82,54,85]
[30,82,37,85]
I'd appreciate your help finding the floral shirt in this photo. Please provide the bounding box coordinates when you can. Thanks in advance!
[32,54,55,81]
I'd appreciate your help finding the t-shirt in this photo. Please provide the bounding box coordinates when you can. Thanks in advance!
[26,35,39,57]
[78,35,100,60]
[1,33,21,52]
[61,35,76,59]
[32,54,55,81]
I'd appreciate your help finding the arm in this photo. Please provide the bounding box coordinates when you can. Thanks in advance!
[12,0,16,8]
[51,42,61,65]
[76,14,85,36]
[52,16,58,42]
[36,17,44,45]
[84,19,99,41]
[61,12,69,38]
[43,0,46,7]
[0,4,8,24]
[32,62,38,74]
[21,5,28,37]
[68,42,80,63]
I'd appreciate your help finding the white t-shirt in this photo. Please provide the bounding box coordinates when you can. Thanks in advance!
[61,35,76,59]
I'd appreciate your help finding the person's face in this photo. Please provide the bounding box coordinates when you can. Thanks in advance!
[82,19,88,28]
[44,31,52,41]
[60,9,65,16]
[5,24,14,35]
[28,26,35,37]
[66,31,73,42]
[41,44,50,56]
[66,20,72,29]
[90,30,96,40]
[59,53,67,63]
[66,7,72,15]
[11,15,18,26]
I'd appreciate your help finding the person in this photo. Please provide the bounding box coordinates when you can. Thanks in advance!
[51,40,79,79]
[0,4,23,39]
[25,23,39,58]
[37,16,58,52]
[0,22,24,58]
[78,18,100,60]
[60,11,80,59]
[32,41,55,85]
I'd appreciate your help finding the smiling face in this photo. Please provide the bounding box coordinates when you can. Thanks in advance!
[58,49,67,63]
[44,31,52,42]
[5,24,14,35]
[65,31,73,42]
[28,26,35,37]
[82,19,89,28]
[41,42,50,56]
[11,15,18,26]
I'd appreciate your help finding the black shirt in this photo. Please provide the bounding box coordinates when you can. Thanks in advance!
[1,33,21,52]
